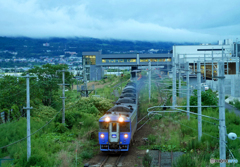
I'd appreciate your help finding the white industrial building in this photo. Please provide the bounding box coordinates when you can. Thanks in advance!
[173,39,240,97]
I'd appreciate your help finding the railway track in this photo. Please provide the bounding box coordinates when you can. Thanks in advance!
[99,153,124,167]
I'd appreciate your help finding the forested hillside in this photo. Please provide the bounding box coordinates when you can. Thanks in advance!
[0,37,195,59]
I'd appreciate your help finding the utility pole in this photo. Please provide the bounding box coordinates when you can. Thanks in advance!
[194,61,195,74]
[23,73,35,161]
[218,60,226,167]
[212,49,214,89]
[236,57,239,76]
[172,57,176,108]
[227,57,229,75]
[83,58,88,96]
[58,69,69,124]
[197,61,202,141]
[178,54,181,95]
[204,54,206,81]
[236,39,239,75]
[186,62,190,120]
[148,60,151,103]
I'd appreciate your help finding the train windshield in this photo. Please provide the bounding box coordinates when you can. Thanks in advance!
[99,122,109,132]
[120,122,130,132]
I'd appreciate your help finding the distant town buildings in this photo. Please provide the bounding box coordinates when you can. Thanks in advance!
[43,43,50,47]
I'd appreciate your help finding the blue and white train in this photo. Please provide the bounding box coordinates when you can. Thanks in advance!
[98,82,138,152]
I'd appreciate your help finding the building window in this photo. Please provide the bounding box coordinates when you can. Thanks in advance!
[101,59,136,63]
[84,55,96,65]
[140,58,171,62]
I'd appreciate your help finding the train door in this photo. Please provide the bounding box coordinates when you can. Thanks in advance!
[109,122,119,143]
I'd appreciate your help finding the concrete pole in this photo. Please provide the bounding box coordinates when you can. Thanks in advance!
[83,59,87,96]
[194,61,195,74]
[186,62,190,120]
[236,39,238,57]
[212,50,214,90]
[178,55,181,93]
[204,54,206,82]
[148,60,151,103]
[236,39,239,75]
[62,69,66,124]
[22,74,33,161]
[227,57,229,75]
[197,61,202,141]
[172,57,176,107]
[218,61,226,167]
[236,57,239,76]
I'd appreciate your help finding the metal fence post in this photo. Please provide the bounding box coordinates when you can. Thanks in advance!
[197,61,202,141]
[218,60,226,167]
[186,62,190,120]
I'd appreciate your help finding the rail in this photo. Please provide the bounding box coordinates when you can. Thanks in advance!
[99,153,123,167]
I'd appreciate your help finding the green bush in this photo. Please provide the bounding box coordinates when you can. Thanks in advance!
[190,89,218,112]
[26,154,49,167]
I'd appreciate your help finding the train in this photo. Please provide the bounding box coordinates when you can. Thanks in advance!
[98,81,139,152]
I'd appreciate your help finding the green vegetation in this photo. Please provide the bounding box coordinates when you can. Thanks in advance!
[137,76,240,166]
[0,64,128,166]
[228,99,240,110]
[142,152,152,167]
[189,89,218,112]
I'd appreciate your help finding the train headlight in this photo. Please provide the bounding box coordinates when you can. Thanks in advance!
[119,117,124,122]
[100,134,104,138]
[124,134,128,138]
[105,117,110,122]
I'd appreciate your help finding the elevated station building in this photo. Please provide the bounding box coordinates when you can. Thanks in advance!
[82,51,172,81]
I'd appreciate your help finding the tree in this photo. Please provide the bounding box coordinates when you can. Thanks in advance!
[26,64,74,106]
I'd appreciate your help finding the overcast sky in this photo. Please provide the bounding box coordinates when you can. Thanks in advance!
[0,0,240,42]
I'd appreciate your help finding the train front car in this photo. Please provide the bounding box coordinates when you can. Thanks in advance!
[98,84,137,152]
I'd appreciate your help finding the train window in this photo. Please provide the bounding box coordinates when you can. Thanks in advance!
[112,123,117,132]
[99,122,109,132]
[120,122,130,132]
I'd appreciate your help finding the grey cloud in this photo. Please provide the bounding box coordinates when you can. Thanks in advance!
[0,0,239,42]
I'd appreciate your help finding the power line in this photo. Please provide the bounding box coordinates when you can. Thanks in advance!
[0,97,82,149]
[0,109,61,150]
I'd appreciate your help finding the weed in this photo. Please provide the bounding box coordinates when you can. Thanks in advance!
[148,134,157,145]
[142,153,152,167]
